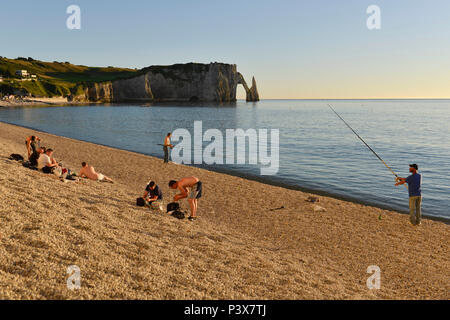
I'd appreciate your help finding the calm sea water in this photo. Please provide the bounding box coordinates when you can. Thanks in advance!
[1,100,449,219]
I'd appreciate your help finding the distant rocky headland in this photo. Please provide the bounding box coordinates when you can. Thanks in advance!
[0,57,259,104]
[74,63,259,103]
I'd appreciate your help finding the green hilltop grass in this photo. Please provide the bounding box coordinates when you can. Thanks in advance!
[0,57,139,97]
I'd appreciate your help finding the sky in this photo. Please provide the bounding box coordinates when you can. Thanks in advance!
[1,0,450,99]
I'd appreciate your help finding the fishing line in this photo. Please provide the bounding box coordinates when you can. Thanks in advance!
[328,103,401,180]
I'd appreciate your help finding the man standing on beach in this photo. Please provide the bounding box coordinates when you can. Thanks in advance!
[169,176,202,221]
[395,164,422,225]
[163,133,173,163]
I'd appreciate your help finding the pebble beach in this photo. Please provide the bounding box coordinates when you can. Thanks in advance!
[0,121,448,299]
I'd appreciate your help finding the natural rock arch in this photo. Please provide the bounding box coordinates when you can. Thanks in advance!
[237,73,259,102]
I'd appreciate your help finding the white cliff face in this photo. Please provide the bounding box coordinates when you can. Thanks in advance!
[112,74,153,101]
[73,63,258,103]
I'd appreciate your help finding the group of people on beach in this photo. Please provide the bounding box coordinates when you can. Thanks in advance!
[25,133,203,221]
[23,131,422,224]
[25,135,113,182]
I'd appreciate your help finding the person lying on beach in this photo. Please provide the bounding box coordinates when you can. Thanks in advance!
[29,146,46,167]
[169,176,202,221]
[37,148,59,174]
[142,181,163,205]
[79,162,113,183]
[25,135,41,159]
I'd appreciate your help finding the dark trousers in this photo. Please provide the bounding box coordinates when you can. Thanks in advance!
[42,166,54,174]
[163,146,169,163]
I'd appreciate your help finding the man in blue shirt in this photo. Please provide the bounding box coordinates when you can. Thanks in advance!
[395,164,422,225]
[143,181,163,205]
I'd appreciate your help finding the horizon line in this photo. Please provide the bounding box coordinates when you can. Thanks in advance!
[239,98,450,101]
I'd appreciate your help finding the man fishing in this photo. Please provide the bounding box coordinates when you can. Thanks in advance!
[163,133,174,163]
[395,164,422,226]
[328,104,423,226]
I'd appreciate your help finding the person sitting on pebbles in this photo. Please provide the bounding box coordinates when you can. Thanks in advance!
[79,162,113,183]
[25,135,41,159]
[29,146,46,168]
[37,148,60,174]
[142,180,163,205]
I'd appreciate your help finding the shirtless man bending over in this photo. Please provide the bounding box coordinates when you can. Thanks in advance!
[169,176,202,220]
[79,162,113,183]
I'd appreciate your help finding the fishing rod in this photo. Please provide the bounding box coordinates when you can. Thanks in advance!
[328,103,401,180]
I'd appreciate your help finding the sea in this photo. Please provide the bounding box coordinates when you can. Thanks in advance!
[1,99,449,220]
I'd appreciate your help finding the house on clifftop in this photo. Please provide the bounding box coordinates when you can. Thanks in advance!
[15,70,29,78]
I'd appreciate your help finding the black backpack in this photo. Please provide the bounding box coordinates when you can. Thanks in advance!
[136,197,146,207]
[166,202,180,212]
[9,154,24,162]
[172,210,185,219]
[166,202,185,219]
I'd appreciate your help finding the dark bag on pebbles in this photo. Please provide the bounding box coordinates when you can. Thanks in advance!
[9,154,24,161]
[166,202,180,212]
[171,210,185,220]
[166,202,185,219]
[136,197,146,207]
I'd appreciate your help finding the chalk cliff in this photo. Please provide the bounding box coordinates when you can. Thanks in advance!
[237,74,260,102]
[71,63,259,103]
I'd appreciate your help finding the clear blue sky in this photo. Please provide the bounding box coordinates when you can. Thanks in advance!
[1,0,449,98]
